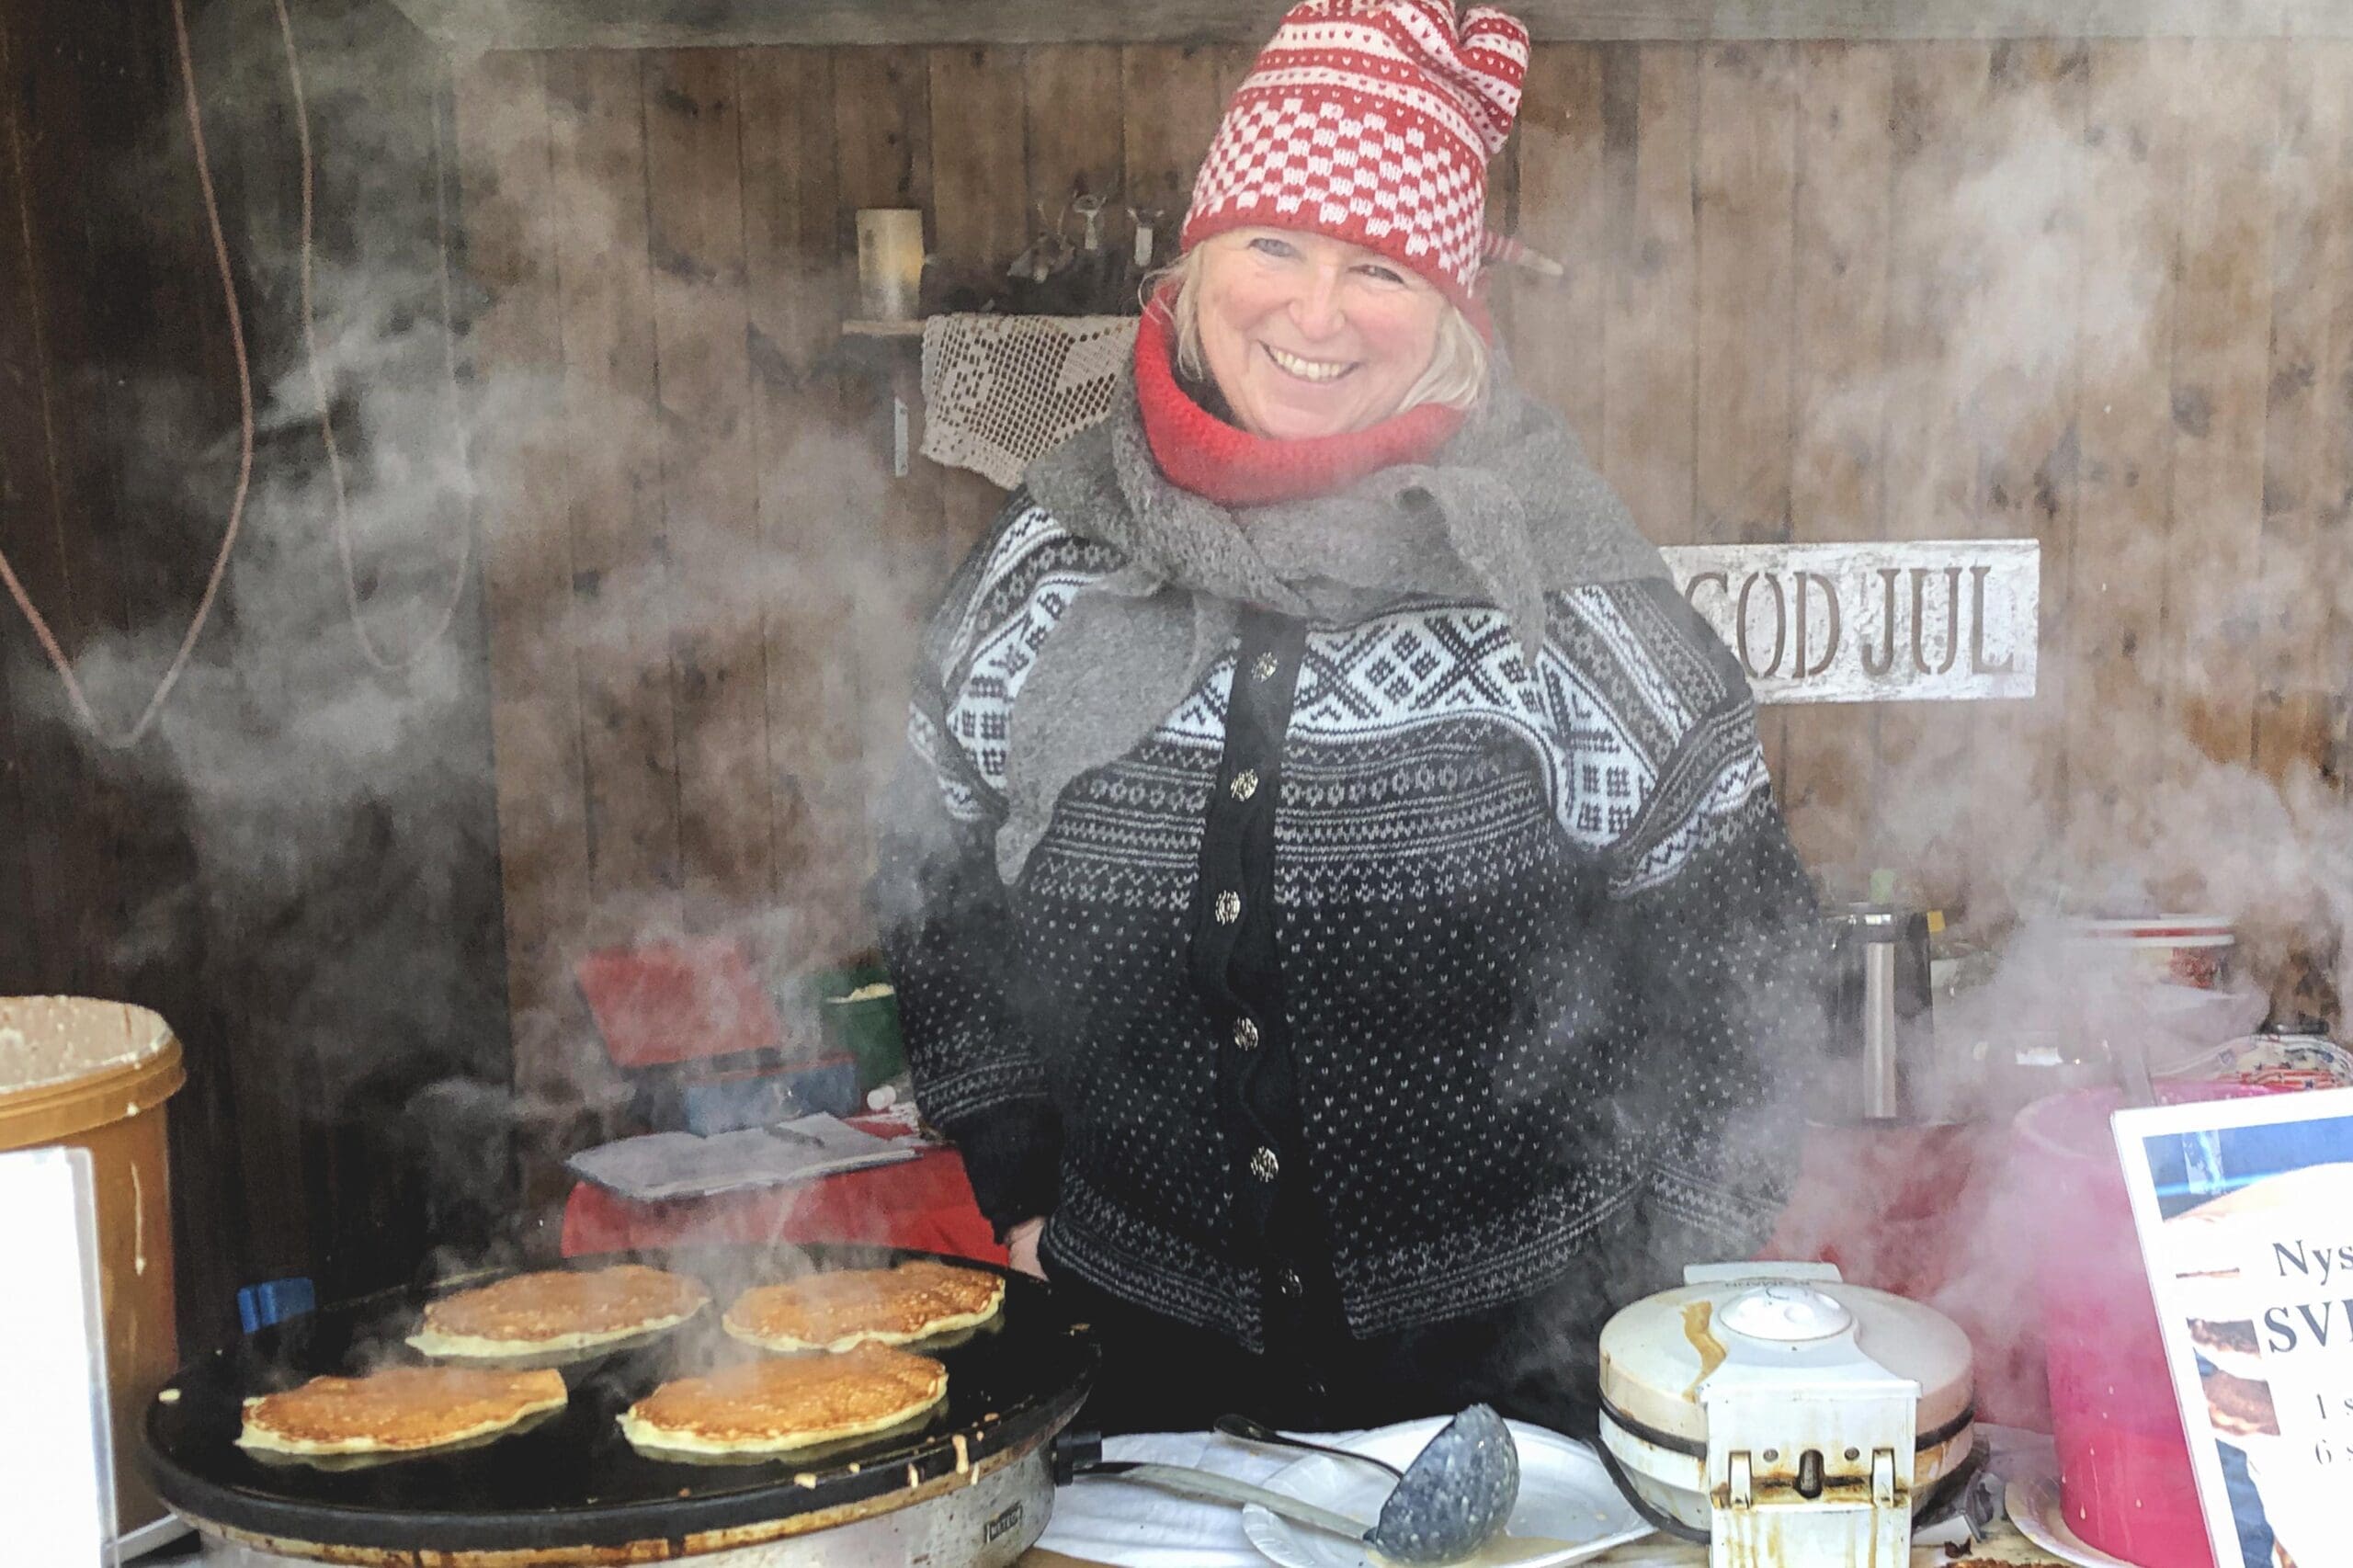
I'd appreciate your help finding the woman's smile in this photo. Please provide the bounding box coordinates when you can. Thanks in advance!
[1260,343,1357,384]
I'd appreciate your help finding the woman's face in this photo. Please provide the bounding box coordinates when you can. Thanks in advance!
[1194,227,1449,441]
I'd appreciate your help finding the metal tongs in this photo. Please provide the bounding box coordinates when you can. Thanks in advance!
[1062,1404,1521,1565]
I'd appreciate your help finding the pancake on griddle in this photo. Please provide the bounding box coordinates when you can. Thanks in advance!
[619,1343,949,1458]
[409,1265,709,1361]
[237,1366,568,1457]
[723,1260,1004,1353]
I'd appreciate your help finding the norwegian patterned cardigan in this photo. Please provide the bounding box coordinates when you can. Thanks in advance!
[874,497,1822,1348]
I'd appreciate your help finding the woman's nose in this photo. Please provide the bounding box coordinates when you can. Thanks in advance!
[1289,267,1347,338]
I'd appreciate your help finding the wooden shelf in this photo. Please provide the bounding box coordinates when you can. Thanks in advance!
[841,318,927,340]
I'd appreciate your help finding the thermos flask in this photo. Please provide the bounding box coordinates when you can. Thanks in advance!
[1822,903,1936,1121]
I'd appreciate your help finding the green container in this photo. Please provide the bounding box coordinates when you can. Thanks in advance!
[813,961,906,1093]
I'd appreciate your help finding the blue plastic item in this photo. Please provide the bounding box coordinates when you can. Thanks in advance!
[679,1061,862,1134]
[781,1059,861,1119]
[682,1076,805,1135]
[237,1277,316,1334]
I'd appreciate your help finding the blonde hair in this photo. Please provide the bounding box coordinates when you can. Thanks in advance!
[1148,240,1490,417]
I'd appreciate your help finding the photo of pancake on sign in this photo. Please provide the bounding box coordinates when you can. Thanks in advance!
[1663,540,2040,704]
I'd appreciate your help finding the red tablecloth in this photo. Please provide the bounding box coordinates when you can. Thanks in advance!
[563,1143,1007,1266]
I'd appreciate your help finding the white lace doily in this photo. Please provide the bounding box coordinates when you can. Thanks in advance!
[919,312,1138,489]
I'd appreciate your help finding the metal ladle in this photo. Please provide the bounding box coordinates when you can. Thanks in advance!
[1071,1403,1521,1564]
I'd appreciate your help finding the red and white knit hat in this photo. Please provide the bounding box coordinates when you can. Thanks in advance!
[1180,0,1530,313]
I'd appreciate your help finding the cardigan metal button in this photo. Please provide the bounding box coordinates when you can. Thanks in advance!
[1277,1267,1303,1298]
[1214,890,1242,925]
[1233,1016,1260,1051]
[1252,651,1280,682]
[1230,768,1258,801]
[1249,1146,1280,1182]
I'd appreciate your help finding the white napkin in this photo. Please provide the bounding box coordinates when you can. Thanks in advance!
[563,1114,920,1201]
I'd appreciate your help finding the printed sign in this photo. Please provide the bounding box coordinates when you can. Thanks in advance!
[1660,540,2039,704]
[2114,1088,2353,1568]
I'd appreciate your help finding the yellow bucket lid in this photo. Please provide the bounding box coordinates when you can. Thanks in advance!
[0,996,186,1150]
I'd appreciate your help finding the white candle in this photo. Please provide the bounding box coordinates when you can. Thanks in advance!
[856,209,925,321]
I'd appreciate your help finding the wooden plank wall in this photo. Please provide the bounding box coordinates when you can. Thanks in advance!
[0,0,515,1345]
[454,36,2353,1177]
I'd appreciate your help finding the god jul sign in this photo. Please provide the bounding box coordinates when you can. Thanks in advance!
[1658,540,2039,704]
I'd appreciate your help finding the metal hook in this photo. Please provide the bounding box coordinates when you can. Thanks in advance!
[1074,193,1107,253]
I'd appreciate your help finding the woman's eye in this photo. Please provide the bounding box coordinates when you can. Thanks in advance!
[1248,236,1298,259]
[1356,264,1407,285]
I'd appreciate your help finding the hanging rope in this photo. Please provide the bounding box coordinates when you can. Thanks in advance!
[0,0,478,745]
[0,0,254,749]
[272,0,474,674]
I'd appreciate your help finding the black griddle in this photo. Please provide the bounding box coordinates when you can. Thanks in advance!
[144,1244,1097,1554]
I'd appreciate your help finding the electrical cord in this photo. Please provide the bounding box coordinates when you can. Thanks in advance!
[0,0,253,748]
[272,0,474,674]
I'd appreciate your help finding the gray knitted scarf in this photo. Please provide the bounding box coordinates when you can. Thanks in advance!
[1001,368,1672,881]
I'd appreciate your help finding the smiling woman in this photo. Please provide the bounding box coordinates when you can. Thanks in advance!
[875,0,1820,1441]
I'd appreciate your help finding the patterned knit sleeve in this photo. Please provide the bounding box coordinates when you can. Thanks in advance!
[870,496,1066,1238]
[1553,579,1824,1266]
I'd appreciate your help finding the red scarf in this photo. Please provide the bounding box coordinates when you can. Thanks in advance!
[1131,304,1465,508]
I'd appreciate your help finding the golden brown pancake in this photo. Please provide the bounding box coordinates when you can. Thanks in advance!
[237,1366,568,1456]
[409,1265,708,1360]
[723,1261,1004,1353]
[618,1344,949,1457]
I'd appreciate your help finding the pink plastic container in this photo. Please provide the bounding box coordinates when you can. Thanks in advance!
[2015,1084,2268,1568]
